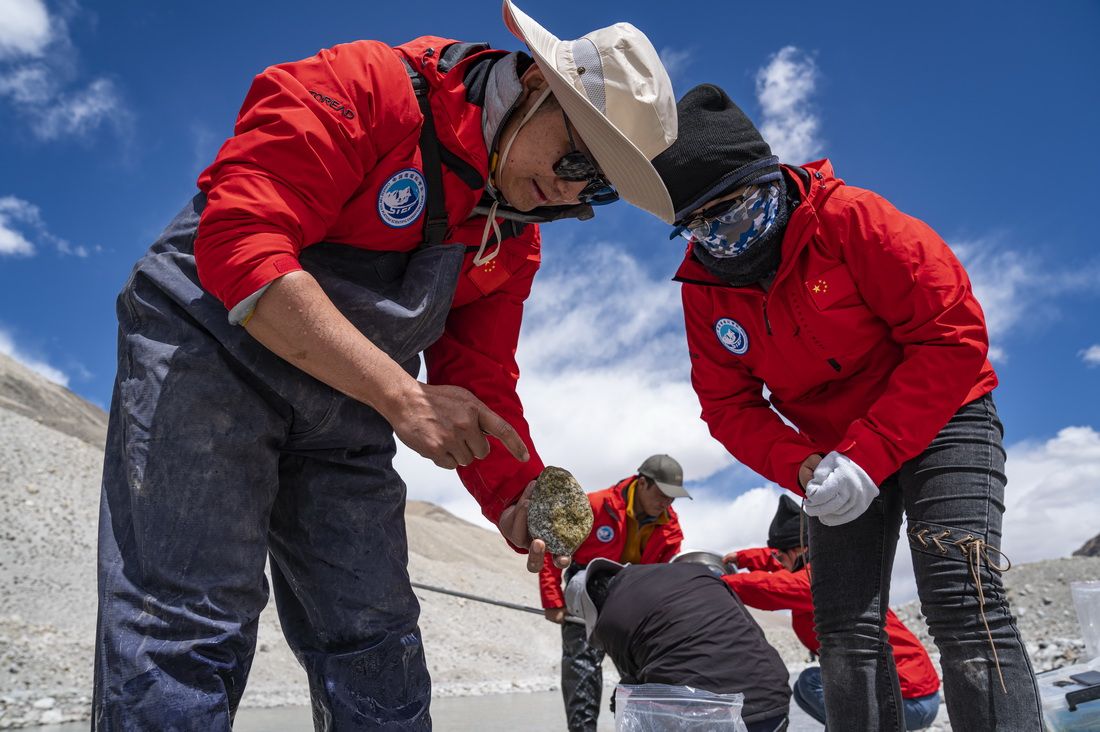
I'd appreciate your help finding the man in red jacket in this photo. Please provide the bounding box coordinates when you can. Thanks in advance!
[724,496,940,729]
[92,3,678,729]
[652,84,1043,731]
[539,454,689,732]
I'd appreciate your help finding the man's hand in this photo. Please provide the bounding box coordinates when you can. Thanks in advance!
[388,382,529,470]
[544,607,567,624]
[721,551,739,570]
[498,481,572,572]
[245,272,527,472]
[803,451,879,526]
[799,453,824,491]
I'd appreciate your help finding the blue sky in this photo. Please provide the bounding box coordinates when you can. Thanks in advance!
[1,1,1098,596]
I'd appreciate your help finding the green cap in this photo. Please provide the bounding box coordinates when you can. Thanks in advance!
[638,454,691,499]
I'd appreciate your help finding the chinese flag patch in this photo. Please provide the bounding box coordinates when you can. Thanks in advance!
[468,257,510,295]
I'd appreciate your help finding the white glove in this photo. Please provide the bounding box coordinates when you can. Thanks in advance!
[803,451,879,526]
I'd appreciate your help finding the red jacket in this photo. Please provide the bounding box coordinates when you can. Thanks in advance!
[679,161,996,493]
[726,548,940,699]
[194,37,546,523]
[538,477,683,608]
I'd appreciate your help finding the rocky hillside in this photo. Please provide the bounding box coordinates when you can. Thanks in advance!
[1074,533,1100,557]
[895,556,1100,674]
[0,353,106,449]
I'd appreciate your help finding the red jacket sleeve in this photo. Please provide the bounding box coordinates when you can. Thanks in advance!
[423,231,546,526]
[683,286,819,493]
[539,553,566,608]
[734,547,783,572]
[195,41,419,311]
[831,190,993,485]
[723,567,814,614]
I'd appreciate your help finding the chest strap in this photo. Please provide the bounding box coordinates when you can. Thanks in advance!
[403,60,449,247]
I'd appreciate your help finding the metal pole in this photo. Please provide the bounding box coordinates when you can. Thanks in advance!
[410,581,585,624]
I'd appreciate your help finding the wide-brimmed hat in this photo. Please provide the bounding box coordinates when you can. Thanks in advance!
[502,0,677,223]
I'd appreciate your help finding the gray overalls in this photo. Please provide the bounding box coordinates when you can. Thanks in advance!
[94,72,461,731]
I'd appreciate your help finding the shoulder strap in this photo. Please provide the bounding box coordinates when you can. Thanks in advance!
[402,59,449,247]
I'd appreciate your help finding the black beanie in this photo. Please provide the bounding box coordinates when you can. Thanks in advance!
[652,84,780,224]
[767,494,805,551]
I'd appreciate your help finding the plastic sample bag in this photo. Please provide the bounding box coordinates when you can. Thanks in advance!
[1036,656,1100,732]
[615,684,749,732]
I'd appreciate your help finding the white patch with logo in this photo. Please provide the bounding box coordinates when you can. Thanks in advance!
[715,317,750,355]
[377,168,427,228]
[596,525,615,543]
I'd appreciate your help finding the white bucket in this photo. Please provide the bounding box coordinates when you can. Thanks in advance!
[1071,580,1100,661]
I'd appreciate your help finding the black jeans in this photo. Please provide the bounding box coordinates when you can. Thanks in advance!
[808,394,1044,731]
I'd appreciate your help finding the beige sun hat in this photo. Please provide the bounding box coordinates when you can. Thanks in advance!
[502,0,678,223]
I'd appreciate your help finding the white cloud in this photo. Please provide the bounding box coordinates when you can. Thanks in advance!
[755,46,823,163]
[0,328,69,386]
[953,240,1096,362]
[396,242,733,524]
[1080,345,1100,367]
[1001,426,1100,563]
[0,194,89,257]
[659,46,692,83]
[32,75,126,141]
[0,2,131,142]
[0,0,52,59]
[675,484,785,555]
[0,196,41,256]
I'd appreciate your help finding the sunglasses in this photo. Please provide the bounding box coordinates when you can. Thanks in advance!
[669,184,780,257]
[553,109,619,206]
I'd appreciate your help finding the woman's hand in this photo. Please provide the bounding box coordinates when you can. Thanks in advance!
[498,481,573,572]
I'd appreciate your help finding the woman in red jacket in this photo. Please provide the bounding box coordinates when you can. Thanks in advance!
[652,84,1043,731]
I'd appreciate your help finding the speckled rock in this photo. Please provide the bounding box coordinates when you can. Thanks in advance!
[527,467,593,556]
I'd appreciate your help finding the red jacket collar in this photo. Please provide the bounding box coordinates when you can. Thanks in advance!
[395,37,508,190]
[672,160,843,288]
[600,475,680,526]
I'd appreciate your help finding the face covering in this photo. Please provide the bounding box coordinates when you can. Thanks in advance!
[690,176,791,287]
[676,182,781,257]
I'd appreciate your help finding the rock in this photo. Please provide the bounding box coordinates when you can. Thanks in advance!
[526,467,593,556]
[31,696,54,709]
[1074,532,1100,557]
[38,708,63,724]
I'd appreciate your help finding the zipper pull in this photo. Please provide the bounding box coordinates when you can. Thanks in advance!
[763,297,773,335]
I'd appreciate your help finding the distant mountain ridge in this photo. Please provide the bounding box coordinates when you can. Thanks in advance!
[0,352,107,448]
[1074,533,1100,557]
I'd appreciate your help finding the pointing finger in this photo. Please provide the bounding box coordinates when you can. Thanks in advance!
[477,406,529,462]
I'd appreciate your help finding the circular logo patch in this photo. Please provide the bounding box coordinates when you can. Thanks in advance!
[596,525,615,543]
[715,318,750,355]
[377,168,426,228]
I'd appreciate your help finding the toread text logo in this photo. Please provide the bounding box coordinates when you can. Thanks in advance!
[715,317,750,355]
[596,525,615,543]
[378,169,426,228]
[309,90,355,120]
